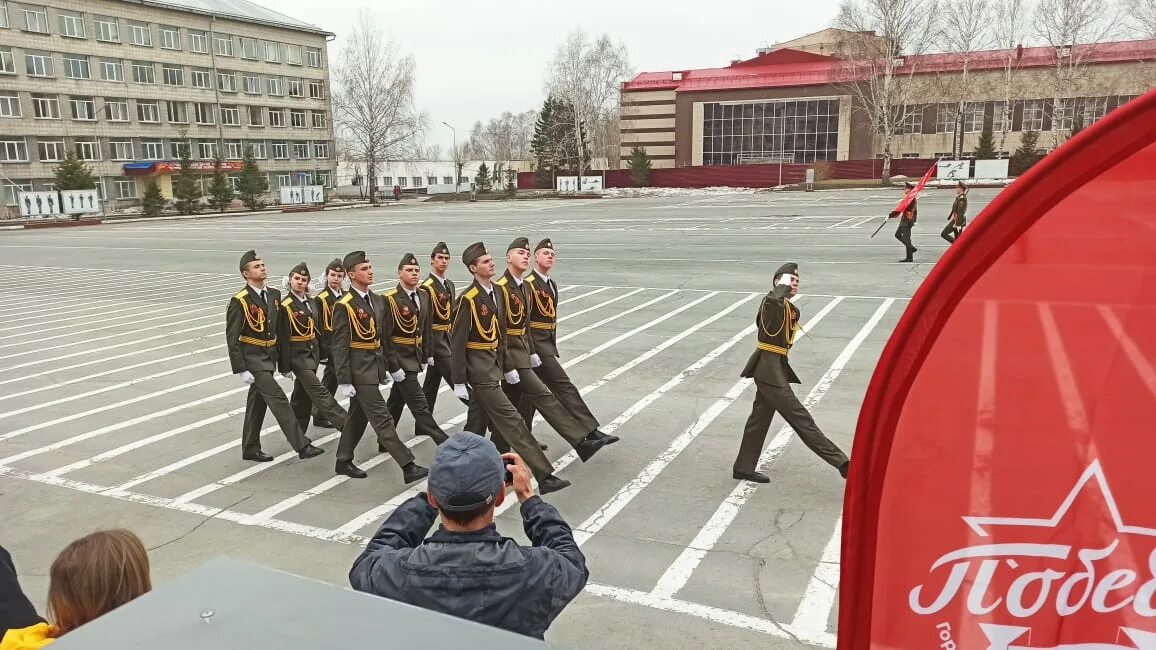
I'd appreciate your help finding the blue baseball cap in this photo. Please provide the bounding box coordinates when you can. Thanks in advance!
[428,433,505,512]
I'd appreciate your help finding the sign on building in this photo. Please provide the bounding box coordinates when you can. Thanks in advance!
[936,160,970,181]
[556,176,603,192]
[17,191,63,217]
[61,189,101,214]
[973,159,1011,180]
[280,185,325,205]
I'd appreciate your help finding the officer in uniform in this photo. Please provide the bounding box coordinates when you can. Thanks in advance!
[385,252,449,444]
[331,250,428,483]
[940,182,969,244]
[524,238,618,445]
[893,182,918,262]
[419,242,459,411]
[733,262,849,483]
[278,262,346,444]
[313,258,347,428]
[450,242,571,494]
[225,250,324,462]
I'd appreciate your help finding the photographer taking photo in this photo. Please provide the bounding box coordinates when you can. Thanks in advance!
[348,433,588,639]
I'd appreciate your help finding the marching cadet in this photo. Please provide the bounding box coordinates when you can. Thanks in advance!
[733,262,849,483]
[385,252,449,444]
[331,250,428,483]
[225,250,324,462]
[893,182,918,262]
[312,258,347,428]
[524,238,618,445]
[940,182,969,244]
[278,262,347,445]
[419,242,460,411]
[451,242,571,494]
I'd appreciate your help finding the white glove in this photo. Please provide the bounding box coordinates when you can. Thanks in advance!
[453,384,470,401]
[338,384,356,398]
[529,353,542,368]
[426,357,435,366]
[380,376,392,386]
[504,370,521,385]
[390,369,406,383]
[281,371,295,381]
[238,371,255,385]
[776,274,794,287]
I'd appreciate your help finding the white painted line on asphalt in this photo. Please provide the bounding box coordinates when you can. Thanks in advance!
[1100,305,1156,399]
[648,299,892,598]
[0,279,236,322]
[557,290,677,343]
[0,283,230,335]
[0,318,217,369]
[0,304,217,350]
[788,517,843,639]
[558,288,646,321]
[1038,304,1091,432]
[573,298,845,548]
[0,339,216,392]
[557,286,610,304]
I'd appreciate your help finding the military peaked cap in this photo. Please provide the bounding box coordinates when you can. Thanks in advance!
[343,250,369,271]
[239,250,260,272]
[398,252,419,269]
[508,237,530,252]
[431,242,450,258]
[773,262,799,281]
[325,258,344,274]
[535,238,554,252]
[462,242,488,267]
[289,262,310,278]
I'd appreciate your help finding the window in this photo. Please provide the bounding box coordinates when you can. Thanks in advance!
[75,139,100,160]
[287,79,303,97]
[191,68,211,89]
[136,100,159,122]
[264,41,280,62]
[109,140,133,160]
[104,98,128,121]
[443,176,453,185]
[58,11,85,38]
[0,47,13,73]
[170,140,189,158]
[159,26,179,49]
[290,109,306,128]
[935,104,958,134]
[240,37,258,60]
[25,51,53,77]
[61,54,89,79]
[247,105,263,126]
[246,140,266,158]
[95,17,118,42]
[0,92,19,117]
[901,152,921,159]
[314,142,330,158]
[315,171,330,187]
[129,22,151,46]
[22,6,48,33]
[285,44,302,65]
[311,111,326,128]
[217,71,236,92]
[166,100,187,123]
[292,141,309,158]
[1053,98,1077,131]
[1,139,28,162]
[220,105,239,125]
[701,98,840,165]
[1084,96,1108,125]
[213,34,232,56]
[236,75,259,95]
[227,175,240,190]
[900,104,922,134]
[275,173,290,188]
[141,140,163,160]
[70,96,96,120]
[194,103,215,124]
[992,101,1010,133]
[198,141,216,159]
[32,94,59,119]
[382,176,392,185]
[100,59,123,82]
[162,64,182,86]
[1022,99,1045,131]
[962,102,984,133]
[115,179,135,199]
[412,177,422,187]
[2,180,33,206]
[0,1,7,28]
[38,140,65,161]
[225,140,243,159]
[132,61,154,84]
[268,108,284,127]
[306,47,321,68]
[460,176,470,183]
[266,76,283,95]
[188,30,207,53]
[308,81,324,99]
[427,177,437,186]
[397,177,407,187]
[272,141,288,159]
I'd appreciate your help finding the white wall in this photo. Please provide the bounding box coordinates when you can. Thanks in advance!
[335,160,528,191]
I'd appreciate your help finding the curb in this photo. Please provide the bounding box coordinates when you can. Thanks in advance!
[2,202,380,230]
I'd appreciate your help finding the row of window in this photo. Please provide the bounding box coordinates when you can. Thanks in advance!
[896,96,1135,135]
[0,2,323,67]
[381,176,470,188]
[0,94,327,128]
[3,170,334,204]
[0,137,332,162]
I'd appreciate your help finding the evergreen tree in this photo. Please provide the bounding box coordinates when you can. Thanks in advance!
[237,145,269,211]
[1010,130,1041,176]
[531,97,559,189]
[171,142,202,215]
[628,146,652,187]
[53,151,97,191]
[974,121,997,159]
[207,156,235,212]
[140,180,166,218]
[475,162,492,193]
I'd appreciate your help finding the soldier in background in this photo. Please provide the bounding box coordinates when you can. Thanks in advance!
[385,252,449,444]
[419,242,461,412]
[893,182,918,263]
[940,182,969,244]
[312,258,346,428]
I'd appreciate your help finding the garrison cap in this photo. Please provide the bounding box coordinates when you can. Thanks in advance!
[343,250,369,272]
[534,238,554,252]
[462,242,488,267]
[239,250,260,272]
[325,258,345,274]
[431,242,450,258]
[289,262,310,278]
[398,252,419,269]
[428,433,505,512]
[507,237,530,252]
[773,262,799,282]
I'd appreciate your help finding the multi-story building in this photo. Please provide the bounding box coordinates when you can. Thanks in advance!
[0,0,334,211]
[619,29,1156,169]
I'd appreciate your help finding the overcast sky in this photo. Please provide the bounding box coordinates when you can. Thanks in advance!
[271,0,843,152]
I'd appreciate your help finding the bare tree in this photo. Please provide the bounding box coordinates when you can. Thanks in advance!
[936,0,993,157]
[835,0,939,182]
[510,109,537,161]
[546,30,631,186]
[332,9,426,203]
[991,0,1032,153]
[1124,0,1156,37]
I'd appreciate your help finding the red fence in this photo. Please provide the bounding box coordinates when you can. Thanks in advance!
[517,158,938,190]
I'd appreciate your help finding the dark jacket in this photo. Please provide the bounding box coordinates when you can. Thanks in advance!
[523,271,559,358]
[495,270,536,370]
[277,293,321,374]
[348,494,588,640]
[450,281,507,386]
[331,289,394,385]
[1,543,43,638]
[420,274,455,362]
[225,285,282,374]
[383,285,425,374]
[949,194,968,225]
[740,283,802,387]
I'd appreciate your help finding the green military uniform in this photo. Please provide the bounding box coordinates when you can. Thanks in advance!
[894,183,918,262]
[734,262,849,482]
[419,242,461,411]
[385,253,448,444]
[225,250,310,461]
[312,258,346,427]
[941,183,969,244]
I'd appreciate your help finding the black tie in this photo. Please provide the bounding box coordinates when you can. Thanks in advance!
[259,290,267,305]
[362,292,373,317]
[410,292,419,312]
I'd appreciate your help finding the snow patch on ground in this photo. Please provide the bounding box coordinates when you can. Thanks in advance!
[600,186,766,199]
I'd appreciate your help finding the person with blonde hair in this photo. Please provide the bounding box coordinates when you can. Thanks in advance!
[0,530,151,649]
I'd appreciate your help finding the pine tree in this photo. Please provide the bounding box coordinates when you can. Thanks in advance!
[531,97,558,189]
[628,146,652,187]
[53,151,97,191]
[237,145,269,211]
[475,162,492,193]
[207,156,235,212]
[974,121,997,159]
[140,180,166,218]
[171,142,202,215]
[1010,130,1041,176]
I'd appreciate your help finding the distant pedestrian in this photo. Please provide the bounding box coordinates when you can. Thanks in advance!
[893,182,918,262]
[941,182,969,244]
[393,185,402,201]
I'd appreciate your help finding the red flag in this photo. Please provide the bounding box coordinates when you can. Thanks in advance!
[840,89,1156,648]
[892,161,937,217]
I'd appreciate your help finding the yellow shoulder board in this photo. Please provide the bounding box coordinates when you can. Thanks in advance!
[422,278,434,287]
[234,289,248,300]
[338,293,353,305]
[524,275,536,284]
[495,277,508,286]
[463,287,479,300]
[281,297,293,308]
[384,288,397,297]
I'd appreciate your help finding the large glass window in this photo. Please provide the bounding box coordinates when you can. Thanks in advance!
[701,98,839,165]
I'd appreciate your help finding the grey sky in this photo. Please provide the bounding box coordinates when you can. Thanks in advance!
[270,0,843,153]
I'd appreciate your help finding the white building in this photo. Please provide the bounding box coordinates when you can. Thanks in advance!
[335,159,531,196]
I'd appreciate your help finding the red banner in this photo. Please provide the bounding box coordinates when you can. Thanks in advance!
[840,89,1156,648]
[892,161,936,217]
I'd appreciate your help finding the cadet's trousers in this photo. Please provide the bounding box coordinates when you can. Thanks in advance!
[529,355,600,433]
[474,368,589,452]
[468,381,554,479]
[421,356,466,412]
[940,219,964,244]
[734,379,848,474]
[241,370,308,456]
[337,384,415,467]
[312,361,338,420]
[387,371,448,443]
[288,361,348,437]
[895,220,915,257]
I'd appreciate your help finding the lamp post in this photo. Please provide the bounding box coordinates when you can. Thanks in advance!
[442,121,458,194]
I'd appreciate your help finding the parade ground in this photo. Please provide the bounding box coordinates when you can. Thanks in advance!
[0,186,998,648]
